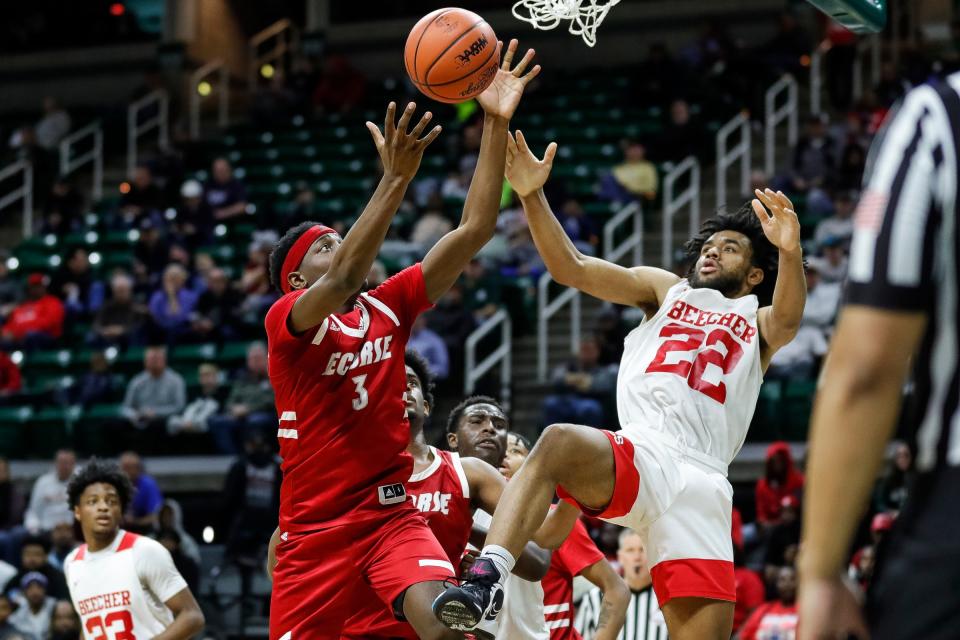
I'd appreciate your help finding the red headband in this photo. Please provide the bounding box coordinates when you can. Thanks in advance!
[280,224,336,294]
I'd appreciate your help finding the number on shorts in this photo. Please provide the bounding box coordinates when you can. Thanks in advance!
[351,374,369,410]
[645,322,744,403]
[85,611,135,640]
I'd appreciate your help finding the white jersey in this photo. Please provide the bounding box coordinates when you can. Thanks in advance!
[64,530,189,640]
[472,510,549,640]
[618,280,763,467]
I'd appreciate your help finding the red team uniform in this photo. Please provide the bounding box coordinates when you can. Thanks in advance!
[344,447,475,639]
[266,264,455,639]
[541,518,605,639]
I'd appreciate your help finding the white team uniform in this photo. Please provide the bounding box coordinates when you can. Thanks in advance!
[64,530,189,640]
[473,510,549,640]
[577,280,762,604]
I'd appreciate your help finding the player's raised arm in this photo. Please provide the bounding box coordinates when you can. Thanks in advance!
[752,189,805,361]
[421,39,540,303]
[288,102,441,332]
[506,131,678,315]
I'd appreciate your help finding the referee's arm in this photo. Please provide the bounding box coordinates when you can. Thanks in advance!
[799,83,947,639]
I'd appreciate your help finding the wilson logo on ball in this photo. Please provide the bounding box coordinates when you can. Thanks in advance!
[455,36,489,66]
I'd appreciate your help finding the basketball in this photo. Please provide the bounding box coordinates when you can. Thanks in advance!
[404,8,499,104]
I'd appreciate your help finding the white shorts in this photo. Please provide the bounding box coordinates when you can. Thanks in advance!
[556,429,735,606]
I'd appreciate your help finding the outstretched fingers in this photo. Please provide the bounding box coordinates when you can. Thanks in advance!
[365,121,385,150]
[542,141,558,166]
[511,47,536,77]
[500,39,517,70]
[416,124,443,149]
[395,102,416,136]
[408,111,433,139]
[383,101,397,140]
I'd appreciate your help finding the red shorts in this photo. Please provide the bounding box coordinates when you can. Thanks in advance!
[269,507,454,640]
[556,429,640,520]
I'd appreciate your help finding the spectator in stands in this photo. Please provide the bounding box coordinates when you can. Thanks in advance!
[34,98,70,151]
[755,442,804,529]
[9,573,54,640]
[156,529,199,594]
[189,268,243,344]
[4,536,68,600]
[0,253,21,322]
[167,362,225,437]
[23,451,74,536]
[312,53,366,114]
[119,451,162,535]
[814,189,856,247]
[239,241,276,323]
[44,523,74,573]
[147,264,198,344]
[0,458,24,567]
[817,235,848,283]
[425,284,475,390]
[40,180,83,237]
[220,431,280,562]
[790,115,835,194]
[411,208,454,248]
[599,140,658,205]
[556,199,599,255]
[632,42,681,106]
[204,158,248,222]
[133,219,170,280]
[120,346,186,445]
[208,342,275,455]
[763,495,801,585]
[90,272,145,348]
[757,11,810,77]
[0,593,26,640]
[848,544,875,590]
[250,72,297,128]
[595,307,628,366]
[61,351,113,409]
[408,316,449,381]
[120,165,164,228]
[0,351,22,403]
[655,99,706,163]
[462,258,501,323]
[874,441,913,513]
[736,566,798,640]
[173,180,213,250]
[49,248,102,319]
[733,545,766,635]
[801,258,841,329]
[503,224,545,278]
[543,337,618,429]
[367,260,387,289]
[1,274,64,351]
[47,600,79,640]
[874,61,911,107]
[158,499,200,566]
[765,323,828,382]
[836,137,867,192]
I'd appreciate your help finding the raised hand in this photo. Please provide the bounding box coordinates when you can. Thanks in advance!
[476,39,541,121]
[366,101,442,182]
[752,188,801,253]
[505,130,557,198]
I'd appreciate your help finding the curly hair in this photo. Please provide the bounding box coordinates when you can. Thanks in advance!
[682,203,779,306]
[268,220,326,292]
[67,458,134,512]
[508,431,533,453]
[404,349,435,409]
[446,395,504,434]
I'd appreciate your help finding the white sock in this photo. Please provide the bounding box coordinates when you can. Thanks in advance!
[479,545,515,581]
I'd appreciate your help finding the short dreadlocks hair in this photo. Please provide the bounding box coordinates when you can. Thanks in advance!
[268,220,326,292]
[446,395,503,434]
[682,203,779,306]
[405,349,435,408]
[67,458,133,512]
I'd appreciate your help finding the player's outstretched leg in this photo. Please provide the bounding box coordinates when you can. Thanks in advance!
[433,423,617,631]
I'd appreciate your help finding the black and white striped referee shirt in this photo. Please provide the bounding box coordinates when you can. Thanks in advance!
[847,72,960,473]
[574,585,668,640]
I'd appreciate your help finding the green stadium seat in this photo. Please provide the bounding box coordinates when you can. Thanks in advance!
[172,343,217,365]
[0,407,32,458]
[783,380,817,441]
[750,380,784,441]
[26,407,78,458]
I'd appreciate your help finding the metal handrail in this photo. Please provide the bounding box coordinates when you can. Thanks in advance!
[537,272,581,382]
[0,160,34,237]
[464,309,512,411]
[662,156,700,268]
[59,122,103,201]
[190,60,230,139]
[764,75,798,176]
[853,34,881,102]
[810,43,825,116]
[715,112,751,210]
[127,89,169,178]
[603,201,643,265]
[248,19,299,91]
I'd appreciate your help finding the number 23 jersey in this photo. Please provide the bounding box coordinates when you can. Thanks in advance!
[265,264,433,532]
[618,279,763,466]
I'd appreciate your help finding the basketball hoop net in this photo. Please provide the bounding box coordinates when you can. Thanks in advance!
[511,0,621,47]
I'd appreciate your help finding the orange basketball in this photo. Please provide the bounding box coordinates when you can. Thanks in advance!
[404,8,499,104]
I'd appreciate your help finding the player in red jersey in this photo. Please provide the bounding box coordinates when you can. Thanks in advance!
[501,433,629,640]
[265,40,541,640]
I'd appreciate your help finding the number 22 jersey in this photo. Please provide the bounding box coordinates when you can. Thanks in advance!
[265,264,433,532]
[617,279,763,466]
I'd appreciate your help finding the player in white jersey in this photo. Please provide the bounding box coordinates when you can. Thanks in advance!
[63,459,204,640]
[434,132,806,640]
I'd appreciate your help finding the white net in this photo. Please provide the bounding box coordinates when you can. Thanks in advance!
[511,0,621,47]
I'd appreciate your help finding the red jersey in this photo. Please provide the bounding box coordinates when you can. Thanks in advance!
[3,295,64,339]
[542,518,605,639]
[343,447,474,638]
[265,264,432,532]
[738,601,798,640]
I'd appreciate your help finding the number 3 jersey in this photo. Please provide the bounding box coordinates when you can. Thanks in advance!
[64,530,188,640]
[618,280,763,467]
[265,264,433,533]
